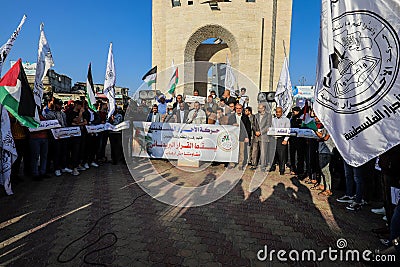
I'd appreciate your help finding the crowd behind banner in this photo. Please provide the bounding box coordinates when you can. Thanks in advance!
[6,86,400,256]
[10,97,126,182]
[128,87,399,254]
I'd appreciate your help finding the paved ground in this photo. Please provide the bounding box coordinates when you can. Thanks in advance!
[0,156,392,266]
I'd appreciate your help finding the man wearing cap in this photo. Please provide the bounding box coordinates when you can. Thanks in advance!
[155,94,173,115]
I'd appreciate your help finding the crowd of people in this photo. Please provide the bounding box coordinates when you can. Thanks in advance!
[8,87,400,256]
[128,87,399,254]
[10,97,126,182]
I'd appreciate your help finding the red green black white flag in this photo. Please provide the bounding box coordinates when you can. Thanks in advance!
[0,59,39,128]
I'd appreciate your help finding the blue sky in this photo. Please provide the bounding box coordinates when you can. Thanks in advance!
[1,0,320,95]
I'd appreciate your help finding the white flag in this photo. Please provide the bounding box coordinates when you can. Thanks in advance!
[0,105,17,195]
[225,56,236,97]
[314,0,400,167]
[104,43,116,119]
[33,23,54,108]
[0,15,27,75]
[274,57,293,117]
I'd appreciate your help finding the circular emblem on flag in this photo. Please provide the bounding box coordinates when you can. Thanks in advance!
[316,10,400,114]
[107,70,114,79]
[217,131,238,152]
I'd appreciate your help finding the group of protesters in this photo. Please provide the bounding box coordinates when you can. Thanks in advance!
[10,97,126,182]
[127,87,400,254]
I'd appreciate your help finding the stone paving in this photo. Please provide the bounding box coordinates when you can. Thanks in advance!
[0,157,393,266]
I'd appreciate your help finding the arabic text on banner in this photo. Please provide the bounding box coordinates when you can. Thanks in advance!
[29,120,61,132]
[85,121,130,133]
[314,0,400,167]
[267,128,319,139]
[51,127,81,139]
[131,122,240,162]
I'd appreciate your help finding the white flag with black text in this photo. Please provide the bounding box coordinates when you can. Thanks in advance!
[33,23,54,108]
[0,15,27,75]
[104,43,116,119]
[274,57,293,117]
[314,0,400,167]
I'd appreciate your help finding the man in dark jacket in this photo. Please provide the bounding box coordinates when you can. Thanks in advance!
[227,103,251,170]
[146,104,161,122]
[289,106,306,175]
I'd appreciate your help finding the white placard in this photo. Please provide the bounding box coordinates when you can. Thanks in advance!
[267,128,293,136]
[29,120,61,132]
[86,124,106,133]
[51,127,81,139]
[185,95,206,104]
[85,121,131,133]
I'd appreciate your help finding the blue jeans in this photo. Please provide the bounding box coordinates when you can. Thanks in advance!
[343,161,364,203]
[30,138,48,176]
[391,204,400,254]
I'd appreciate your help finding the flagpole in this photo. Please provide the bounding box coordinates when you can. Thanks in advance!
[153,65,157,92]
[283,40,289,70]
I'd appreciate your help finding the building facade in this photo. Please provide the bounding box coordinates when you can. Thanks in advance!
[71,82,130,107]
[152,0,293,107]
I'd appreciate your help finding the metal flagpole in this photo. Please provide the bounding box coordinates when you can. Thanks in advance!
[283,40,287,59]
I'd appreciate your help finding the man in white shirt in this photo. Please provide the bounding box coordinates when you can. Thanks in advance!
[187,101,206,124]
[271,107,290,175]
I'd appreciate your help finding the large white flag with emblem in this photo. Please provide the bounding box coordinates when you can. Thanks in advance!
[104,42,116,119]
[314,0,400,167]
[33,23,54,108]
[274,57,293,117]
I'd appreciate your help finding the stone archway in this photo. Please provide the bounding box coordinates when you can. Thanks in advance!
[183,25,239,96]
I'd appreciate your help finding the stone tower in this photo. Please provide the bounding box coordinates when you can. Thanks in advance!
[152,0,293,106]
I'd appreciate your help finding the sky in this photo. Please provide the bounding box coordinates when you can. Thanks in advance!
[1,0,320,95]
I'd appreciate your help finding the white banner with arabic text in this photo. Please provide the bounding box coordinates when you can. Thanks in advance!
[29,120,61,132]
[51,127,81,139]
[131,122,239,162]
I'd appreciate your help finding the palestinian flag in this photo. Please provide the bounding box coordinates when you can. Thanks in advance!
[301,100,317,131]
[167,67,178,94]
[0,59,39,128]
[142,66,157,86]
[86,63,97,112]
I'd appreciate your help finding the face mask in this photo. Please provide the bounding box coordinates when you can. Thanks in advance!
[168,111,173,115]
